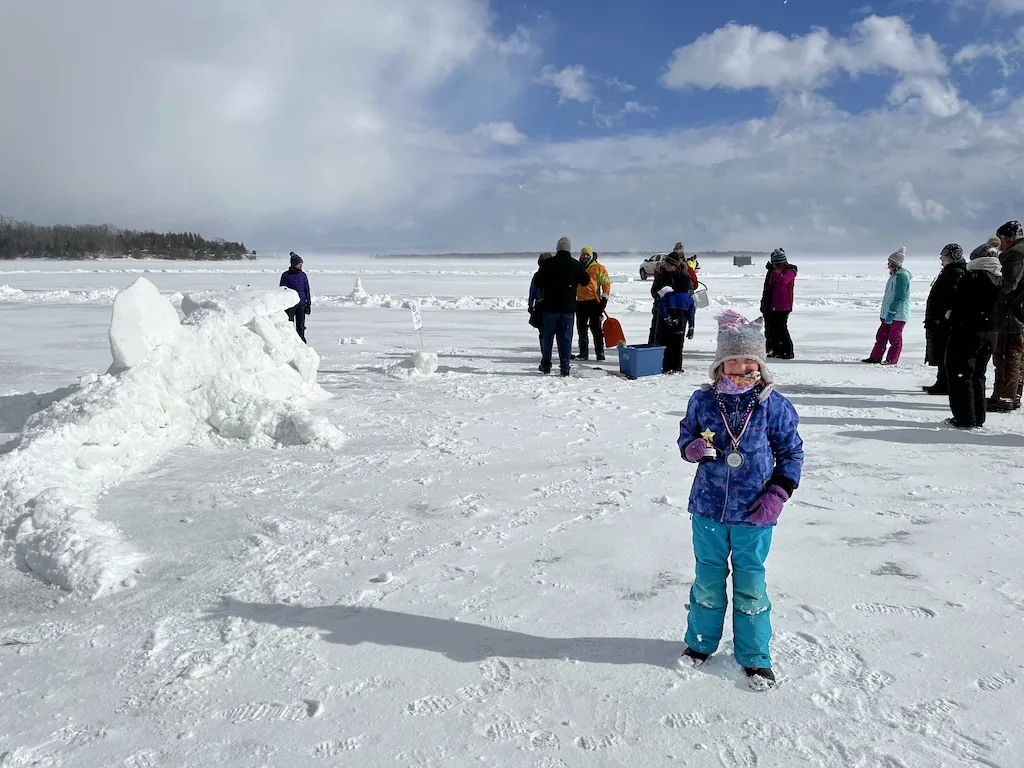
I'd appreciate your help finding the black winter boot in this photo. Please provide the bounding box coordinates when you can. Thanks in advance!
[744,667,777,691]
[679,647,711,667]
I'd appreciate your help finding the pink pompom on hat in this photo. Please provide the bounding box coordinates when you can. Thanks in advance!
[709,310,773,384]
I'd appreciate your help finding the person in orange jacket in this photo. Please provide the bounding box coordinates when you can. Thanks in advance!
[574,247,612,360]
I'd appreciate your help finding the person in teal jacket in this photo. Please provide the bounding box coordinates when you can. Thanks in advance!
[864,247,913,365]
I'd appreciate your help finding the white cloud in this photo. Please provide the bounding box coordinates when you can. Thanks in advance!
[661,16,962,117]
[0,0,537,236]
[0,4,1018,254]
[595,101,657,128]
[954,27,1024,75]
[897,182,950,222]
[988,0,1024,13]
[473,122,526,145]
[536,64,594,103]
[606,77,636,92]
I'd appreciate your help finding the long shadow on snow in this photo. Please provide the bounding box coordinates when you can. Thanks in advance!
[0,384,79,433]
[787,395,948,412]
[217,600,681,669]
[837,427,1024,447]
[799,415,925,429]
[779,384,919,398]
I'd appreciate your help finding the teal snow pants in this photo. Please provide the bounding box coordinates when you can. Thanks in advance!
[684,516,774,668]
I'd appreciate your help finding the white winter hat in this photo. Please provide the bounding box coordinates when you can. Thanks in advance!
[709,310,773,384]
[556,236,571,253]
[657,286,674,298]
[888,246,906,266]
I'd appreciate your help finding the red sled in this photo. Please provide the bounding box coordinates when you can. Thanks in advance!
[603,312,626,348]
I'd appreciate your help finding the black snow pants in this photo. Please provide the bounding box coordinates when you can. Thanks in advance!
[946,330,997,427]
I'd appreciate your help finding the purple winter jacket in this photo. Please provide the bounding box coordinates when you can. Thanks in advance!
[280,267,311,306]
[760,263,797,314]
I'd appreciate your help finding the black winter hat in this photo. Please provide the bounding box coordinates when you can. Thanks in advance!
[290,252,303,267]
[996,220,1023,241]
[940,243,964,262]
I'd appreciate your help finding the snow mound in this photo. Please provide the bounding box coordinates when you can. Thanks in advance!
[0,282,342,597]
[349,278,370,300]
[387,352,439,378]
[108,278,181,373]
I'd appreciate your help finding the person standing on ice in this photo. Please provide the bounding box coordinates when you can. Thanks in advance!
[572,247,611,361]
[863,247,912,365]
[944,243,1003,429]
[535,237,591,376]
[676,311,804,691]
[528,252,553,350]
[648,251,692,343]
[655,286,696,373]
[922,244,967,395]
[279,252,311,343]
[989,220,1024,412]
[759,248,797,360]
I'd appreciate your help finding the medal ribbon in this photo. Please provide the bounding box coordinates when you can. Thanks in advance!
[715,389,759,452]
[719,406,754,451]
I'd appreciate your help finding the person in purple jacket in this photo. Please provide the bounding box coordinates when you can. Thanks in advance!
[280,252,311,343]
[677,311,804,691]
[759,248,797,359]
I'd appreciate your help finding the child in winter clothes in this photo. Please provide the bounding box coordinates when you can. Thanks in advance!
[677,311,804,691]
[280,252,311,343]
[656,286,696,373]
[864,247,913,365]
[760,248,797,359]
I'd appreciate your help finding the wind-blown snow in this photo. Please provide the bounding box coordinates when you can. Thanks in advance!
[0,279,341,597]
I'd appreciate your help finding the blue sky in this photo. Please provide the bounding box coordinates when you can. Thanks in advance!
[1,0,1023,254]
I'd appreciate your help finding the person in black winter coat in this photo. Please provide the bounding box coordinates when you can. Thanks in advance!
[944,244,1003,428]
[923,244,967,394]
[647,252,692,344]
[535,237,591,376]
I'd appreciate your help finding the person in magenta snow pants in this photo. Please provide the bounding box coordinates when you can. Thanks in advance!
[865,247,913,365]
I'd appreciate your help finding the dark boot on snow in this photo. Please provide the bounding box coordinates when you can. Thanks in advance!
[679,647,711,668]
[744,667,776,691]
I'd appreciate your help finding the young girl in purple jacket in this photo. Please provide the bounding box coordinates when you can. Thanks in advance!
[677,311,804,690]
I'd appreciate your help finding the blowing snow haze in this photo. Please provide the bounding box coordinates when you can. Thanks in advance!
[1,0,1022,253]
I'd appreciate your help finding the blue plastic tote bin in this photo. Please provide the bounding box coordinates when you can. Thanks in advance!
[617,344,665,378]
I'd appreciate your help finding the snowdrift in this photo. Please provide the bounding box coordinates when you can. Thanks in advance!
[0,279,342,597]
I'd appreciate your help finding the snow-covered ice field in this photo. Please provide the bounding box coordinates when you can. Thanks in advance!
[1,253,1022,767]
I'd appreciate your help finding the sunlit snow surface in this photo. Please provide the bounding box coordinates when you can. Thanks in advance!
[0,253,1020,767]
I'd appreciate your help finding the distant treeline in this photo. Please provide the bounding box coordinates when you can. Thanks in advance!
[0,216,254,260]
